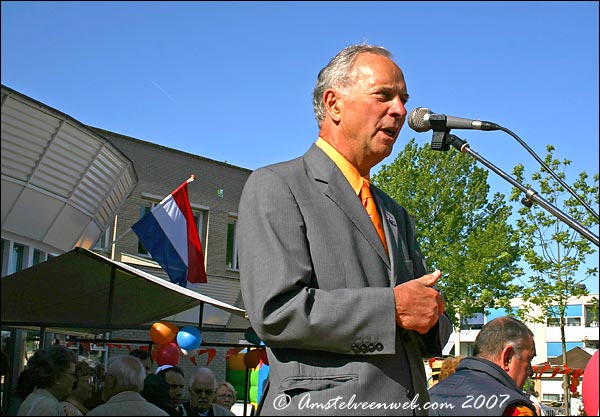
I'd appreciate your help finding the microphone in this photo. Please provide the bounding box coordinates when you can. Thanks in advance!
[408,107,500,132]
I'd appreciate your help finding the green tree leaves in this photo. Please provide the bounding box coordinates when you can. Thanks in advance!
[373,139,522,327]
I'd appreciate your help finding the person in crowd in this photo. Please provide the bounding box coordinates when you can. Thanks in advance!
[60,360,95,416]
[438,356,462,382]
[237,43,451,415]
[5,369,35,416]
[214,381,236,412]
[185,368,234,416]
[83,363,105,410]
[570,391,584,416]
[129,349,153,375]
[86,355,168,416]
[429,358,444,387]
[525,386,543,416]
[157,366,186,415]
[428,316,537,416]
[17,344,77,415]
[141,372,178,416]
[0,349,8,381]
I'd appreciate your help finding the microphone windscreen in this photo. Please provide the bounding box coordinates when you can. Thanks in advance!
[408,107,432,132]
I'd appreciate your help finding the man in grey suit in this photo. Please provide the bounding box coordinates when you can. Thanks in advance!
[238,44,451,415]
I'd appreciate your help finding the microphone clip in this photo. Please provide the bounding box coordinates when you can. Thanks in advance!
[431,130,451,151]
[428,114,452,133]
[429,114,455,151]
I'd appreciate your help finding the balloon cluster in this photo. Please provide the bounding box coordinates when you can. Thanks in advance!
[149,322,202,366]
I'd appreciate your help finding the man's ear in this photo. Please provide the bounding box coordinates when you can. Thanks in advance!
[500,345,515,371]
[103,373,115,388]
[323,89,342,123]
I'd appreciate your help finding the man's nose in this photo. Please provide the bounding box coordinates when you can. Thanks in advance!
[389,96,407,118]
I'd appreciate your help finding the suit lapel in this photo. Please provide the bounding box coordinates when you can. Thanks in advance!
[372,187,401,286]
[304,145,391,269]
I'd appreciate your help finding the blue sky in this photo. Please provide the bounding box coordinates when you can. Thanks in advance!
[2,1,598,292]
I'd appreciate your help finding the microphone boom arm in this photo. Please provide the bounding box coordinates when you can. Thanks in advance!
[441,132,599,247]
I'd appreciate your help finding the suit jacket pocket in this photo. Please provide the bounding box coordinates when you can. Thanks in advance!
[279,374,358,398]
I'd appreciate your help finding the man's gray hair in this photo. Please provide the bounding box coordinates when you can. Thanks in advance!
[473,316,534,359]
[312,44,393,127]
[107,355,146,393]
[189,367,217,388]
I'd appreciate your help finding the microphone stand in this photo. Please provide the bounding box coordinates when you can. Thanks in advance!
[429,130,599,247]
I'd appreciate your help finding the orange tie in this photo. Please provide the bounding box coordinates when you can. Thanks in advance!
[360,179,388,254]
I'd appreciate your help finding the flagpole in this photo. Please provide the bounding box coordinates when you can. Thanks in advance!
[110,214,118,261]
[107,174,196,248]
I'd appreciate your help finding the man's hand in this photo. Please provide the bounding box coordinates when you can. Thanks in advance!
[394,270,445,334]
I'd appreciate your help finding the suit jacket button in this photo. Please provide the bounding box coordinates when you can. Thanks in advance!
[375,343,384,351]
[368,343,375,352]
[351,344,360,353]
[360,343,369,353]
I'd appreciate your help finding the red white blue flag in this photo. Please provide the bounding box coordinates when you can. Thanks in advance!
[132,176,207,286]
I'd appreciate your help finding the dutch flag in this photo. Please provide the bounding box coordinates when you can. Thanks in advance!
[132,176,207,286]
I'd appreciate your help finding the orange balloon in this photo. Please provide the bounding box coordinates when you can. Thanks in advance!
[150,322,179,345]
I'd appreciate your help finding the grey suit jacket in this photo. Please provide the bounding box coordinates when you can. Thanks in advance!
[238,144,450,415]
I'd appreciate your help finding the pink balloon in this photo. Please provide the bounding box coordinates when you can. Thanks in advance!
[156,342,180,366]
[582,350,599,417]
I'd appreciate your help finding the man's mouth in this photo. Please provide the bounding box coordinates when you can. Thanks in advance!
[382,128,396,137]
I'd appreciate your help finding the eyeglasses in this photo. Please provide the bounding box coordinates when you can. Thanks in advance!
[217,394,234,399]
[192,388,215,396]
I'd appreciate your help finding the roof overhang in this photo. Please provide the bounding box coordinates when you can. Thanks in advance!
[1,84,138,253]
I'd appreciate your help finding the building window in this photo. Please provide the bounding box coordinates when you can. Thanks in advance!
[547,317,561,327]
[11,243,25,274]
[33,249,46,265]
[460,342,474,357]
[585,304,599,327]
[460,312,484,330]
[543,393,561,403]
[546,304,584,328]
[226,216,238,270]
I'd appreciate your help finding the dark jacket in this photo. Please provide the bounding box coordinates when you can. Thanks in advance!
[428,357,537,416]
[183,402,235,416]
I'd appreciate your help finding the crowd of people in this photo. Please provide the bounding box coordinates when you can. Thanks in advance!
[3,345,239,416]
[2,323,590,416]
